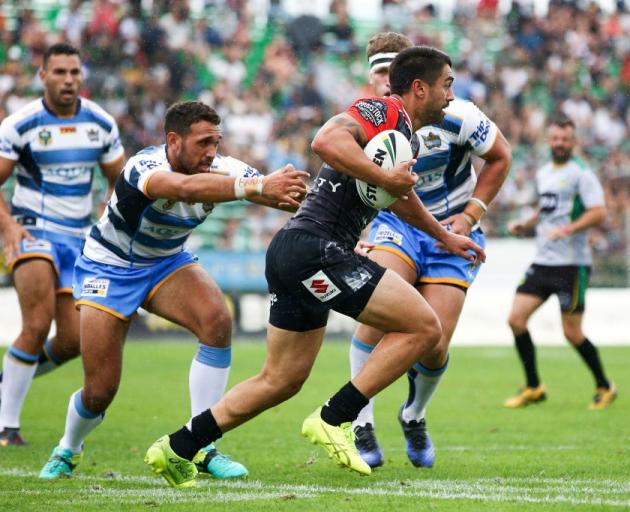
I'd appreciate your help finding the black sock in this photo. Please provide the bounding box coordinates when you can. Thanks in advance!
[169,410,223,460]
[515,330,540,388]
[574,338,610,388]
[321,381,369,426]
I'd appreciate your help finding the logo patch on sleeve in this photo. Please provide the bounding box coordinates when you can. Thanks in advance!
[354,99,387,127]
[302,270,341,302]
[81,278,110,297]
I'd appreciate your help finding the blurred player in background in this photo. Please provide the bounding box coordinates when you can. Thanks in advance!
[38,101,308,480]
[505,115,616,410]
[348,33,512,469]
[145,47,486,488]
[0,43,125,446]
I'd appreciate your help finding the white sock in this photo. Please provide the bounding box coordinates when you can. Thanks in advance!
[401,358,449,423]
[59,390,104,453]
[0,349,39,429]
[189,344,231,417]
[350,336,376,428]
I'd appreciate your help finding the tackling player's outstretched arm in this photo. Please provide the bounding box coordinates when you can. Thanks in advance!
[311,113,416,199]
[145,167,308,209]
[244,164,310,212]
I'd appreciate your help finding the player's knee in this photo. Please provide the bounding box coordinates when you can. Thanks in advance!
[83,383,119,413]
[262,368,308,401]
[508,313,527,334]
[20,318,53,347]
[563,328,583,345]
[197,309,232,347]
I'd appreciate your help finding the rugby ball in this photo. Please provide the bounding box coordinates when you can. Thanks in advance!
[357,129,414,209]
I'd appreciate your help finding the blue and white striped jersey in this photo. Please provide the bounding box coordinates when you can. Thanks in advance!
[0,97,123,238]
[412,99,498,220]
[83,145,261,267]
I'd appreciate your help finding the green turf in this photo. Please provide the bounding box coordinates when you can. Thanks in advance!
[0,341,628,511]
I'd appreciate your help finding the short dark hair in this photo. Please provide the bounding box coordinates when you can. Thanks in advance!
[549,114,575,130]
[389,46,452,95]
[164,101,221,136]
[43,43,80,68]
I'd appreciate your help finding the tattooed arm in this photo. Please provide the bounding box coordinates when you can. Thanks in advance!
[311,113,417,198]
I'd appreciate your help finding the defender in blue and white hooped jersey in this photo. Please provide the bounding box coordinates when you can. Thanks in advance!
[38,100,309,482]
[0,43,125,447]
[348,33,512,471]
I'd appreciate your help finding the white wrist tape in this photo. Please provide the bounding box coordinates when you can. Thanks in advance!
[468,197,488,213]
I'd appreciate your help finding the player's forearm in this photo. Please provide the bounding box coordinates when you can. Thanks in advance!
[389,194,449,243]
[0,194,17,233]
[464,135,512,222]
[148,173,244,203]
[566,206,606,234]
[311,125,388,188]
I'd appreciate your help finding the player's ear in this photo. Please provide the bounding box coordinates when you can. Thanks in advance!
[412,78,426,99]
[166,131,181,148]
[38,66,46,82]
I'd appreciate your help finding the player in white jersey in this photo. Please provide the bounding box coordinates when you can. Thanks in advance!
[505,115,616,411]
[0,44,125,446]
[349,33,512,468]
[38,100,308,480]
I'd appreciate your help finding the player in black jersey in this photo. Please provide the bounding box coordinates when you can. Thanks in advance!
[146,47,486,484]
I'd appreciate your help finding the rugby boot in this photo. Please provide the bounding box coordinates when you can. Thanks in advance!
[398,407,435,468]
[0,427,26,446]
[589,383,617,410]
[194,444,248,478]
[39,446,82,479]
[145,435,197,488]
[504,384,547,408]
[301,407,371,475]
[353,423,384,468]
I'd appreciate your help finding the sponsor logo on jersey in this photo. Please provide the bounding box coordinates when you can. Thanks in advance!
[38,128,52,146]
[0,137,12,154]
[60,126,77,134]
[354,99,387,127]
[269,293,278,306]
[22,239,52,252]
[302,270,341,302]
[539,192,559,213]
[86,128,99,142]
[470,119,490,146]
[421,132,442,150]
[81,277,110,297]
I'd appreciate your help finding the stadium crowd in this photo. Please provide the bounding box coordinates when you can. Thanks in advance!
[0,0,629,282]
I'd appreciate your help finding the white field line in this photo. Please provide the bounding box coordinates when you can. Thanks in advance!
[1,469,629,507]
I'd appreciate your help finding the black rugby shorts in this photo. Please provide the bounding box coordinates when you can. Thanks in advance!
[516,264,591,313]
[265,229,386,331]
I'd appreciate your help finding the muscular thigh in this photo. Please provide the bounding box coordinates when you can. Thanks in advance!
[357,269,438,334]
[13,258,57,327]
[417,283,466,343]
[145,264,230,342]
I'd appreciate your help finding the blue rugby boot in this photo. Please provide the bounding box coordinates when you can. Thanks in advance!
[353,423,384,468]
[39,446,82,479]
[194,444,248,479]
[398,406,435,468]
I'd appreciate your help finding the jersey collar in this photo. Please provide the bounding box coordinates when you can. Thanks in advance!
[388,95,413,132]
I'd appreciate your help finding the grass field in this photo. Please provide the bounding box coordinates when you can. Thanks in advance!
[0,340,628,511]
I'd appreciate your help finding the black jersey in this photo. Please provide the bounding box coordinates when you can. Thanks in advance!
[286,96,418,248]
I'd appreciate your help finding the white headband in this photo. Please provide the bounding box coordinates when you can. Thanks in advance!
[368,52,398,71]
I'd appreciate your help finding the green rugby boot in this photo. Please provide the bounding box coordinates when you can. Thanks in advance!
[145,435,197,488]
[301,407,371,475]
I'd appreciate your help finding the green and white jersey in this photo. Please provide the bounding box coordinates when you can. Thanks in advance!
[534,157,604,266]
